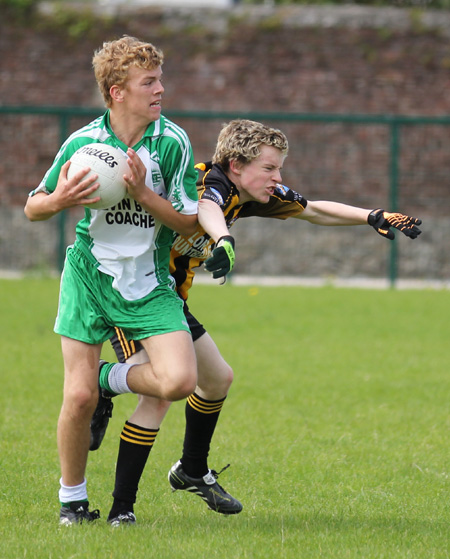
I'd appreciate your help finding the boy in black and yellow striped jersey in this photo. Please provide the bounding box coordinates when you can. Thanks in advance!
[97,119,421,525]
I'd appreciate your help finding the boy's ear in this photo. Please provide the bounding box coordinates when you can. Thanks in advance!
[110,84,124,103]
[229,159,242,174]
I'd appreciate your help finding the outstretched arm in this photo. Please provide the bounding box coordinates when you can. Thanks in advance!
[298,200,422,240]
[298,200,370,226]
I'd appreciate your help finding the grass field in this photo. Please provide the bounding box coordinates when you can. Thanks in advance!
[1,278,449,558]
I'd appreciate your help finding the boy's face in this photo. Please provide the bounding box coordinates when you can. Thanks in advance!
[120,65,164,123]
[234,145,285,204]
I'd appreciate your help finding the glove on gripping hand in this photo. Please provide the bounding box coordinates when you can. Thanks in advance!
[368,209,422,240]
[204,235,235,279]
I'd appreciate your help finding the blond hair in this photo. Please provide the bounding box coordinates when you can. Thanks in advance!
[92,36,164,107]
[212,119,289,171]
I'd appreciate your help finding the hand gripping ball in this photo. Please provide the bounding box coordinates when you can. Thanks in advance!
[68,143,129,210]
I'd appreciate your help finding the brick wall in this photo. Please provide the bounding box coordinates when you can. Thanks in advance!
[2,4,450,112]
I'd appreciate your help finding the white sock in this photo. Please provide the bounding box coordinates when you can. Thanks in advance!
[59,478,88,504]
[108,363,133,394]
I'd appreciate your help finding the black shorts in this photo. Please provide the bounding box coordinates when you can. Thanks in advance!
[109,302,206,363]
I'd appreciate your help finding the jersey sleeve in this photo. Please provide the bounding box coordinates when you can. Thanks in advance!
[28,136,100,197]
[196,163,238,213]
[28,144,73,196]
[239,184,308,219]
[157,123,198,215]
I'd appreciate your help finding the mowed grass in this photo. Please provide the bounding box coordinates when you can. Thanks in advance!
[1,278,449,558]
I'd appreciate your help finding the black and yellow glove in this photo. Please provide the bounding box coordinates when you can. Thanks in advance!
[204,235,236,279]
[368,209,422,240]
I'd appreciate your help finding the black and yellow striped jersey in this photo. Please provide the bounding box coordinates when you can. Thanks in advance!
[170,162,308,301]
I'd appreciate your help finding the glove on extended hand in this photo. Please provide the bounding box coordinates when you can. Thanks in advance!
[368,209,422,240]
[204,235,236,279]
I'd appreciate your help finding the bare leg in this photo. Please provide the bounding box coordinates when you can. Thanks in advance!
[58,336,102,486]
[194,332,233,399]
[127,331,197,401]
[168,333,242,514]
[178,332,233,477]
[107,349,172,522]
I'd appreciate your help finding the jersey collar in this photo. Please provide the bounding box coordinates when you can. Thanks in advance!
[103,110,166,150]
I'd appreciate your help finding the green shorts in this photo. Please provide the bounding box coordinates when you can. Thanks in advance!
[55,246,190,344]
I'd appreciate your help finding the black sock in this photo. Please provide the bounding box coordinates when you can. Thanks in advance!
[181,393,226,478]
[108,421,159,520]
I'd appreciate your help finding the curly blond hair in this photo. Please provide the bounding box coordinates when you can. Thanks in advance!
[212,119,289,171]
[92,36,164,107]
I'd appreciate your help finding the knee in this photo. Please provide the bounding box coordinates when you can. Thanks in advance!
[224,363,234,390]
[63,385,97,418]
[217,363,234,394]
[198,363,234,398]
[162,372,198,402]
[163,380,197,402]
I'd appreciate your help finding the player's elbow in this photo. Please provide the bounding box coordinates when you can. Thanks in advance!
[24,192,53,222]
[24,206,48,222]
[177,214,198,237]
[24,202,39,222]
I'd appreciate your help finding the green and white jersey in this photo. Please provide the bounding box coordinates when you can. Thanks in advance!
[31,112,198,301]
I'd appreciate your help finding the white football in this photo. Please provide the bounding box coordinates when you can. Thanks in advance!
[67,143,128,210]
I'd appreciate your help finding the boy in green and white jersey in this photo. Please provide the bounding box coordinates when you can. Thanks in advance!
[32,112,197,301]
[24,36,198,525]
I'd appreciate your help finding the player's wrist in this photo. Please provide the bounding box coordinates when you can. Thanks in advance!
[217,235,235,249]
[367,208,384,226]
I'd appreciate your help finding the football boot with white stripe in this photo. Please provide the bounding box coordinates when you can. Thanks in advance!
[168,460,243,514]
